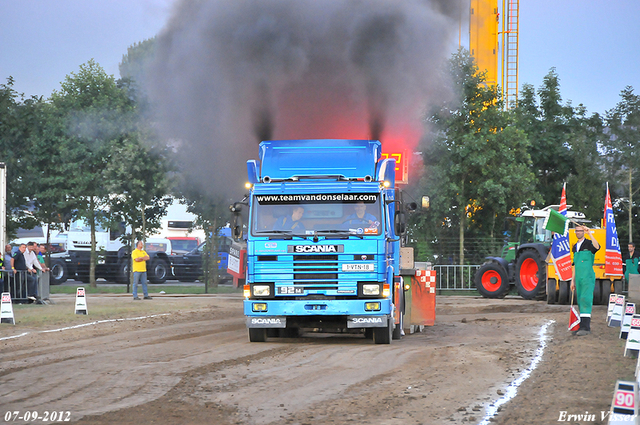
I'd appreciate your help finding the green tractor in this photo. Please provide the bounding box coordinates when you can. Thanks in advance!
[474,206,586,300]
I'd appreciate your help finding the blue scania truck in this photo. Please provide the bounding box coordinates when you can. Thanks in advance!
[240,139,407,344]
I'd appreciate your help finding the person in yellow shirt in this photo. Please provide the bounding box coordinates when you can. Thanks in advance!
[132,240,152,300]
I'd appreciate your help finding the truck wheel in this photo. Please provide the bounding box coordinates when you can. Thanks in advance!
[116,261,129,284]
[546,279,557,304]
[279,327,299,338]
[248,328,267,342]
[364,328,373,339]
[149,259,169,284]
[392,313,404,340]
[49,260,67,285]
[602,280,612,305]
[515,250,546,299]
[373,320,392,344]
[557,280,569,305]
[614,279,622,295]
[593,279,602,305]
[474,263,510,298]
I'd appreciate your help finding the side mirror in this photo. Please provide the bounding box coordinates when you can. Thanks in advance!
[421,196,430,209]
[394,211,406,235]
[232,215,243,240]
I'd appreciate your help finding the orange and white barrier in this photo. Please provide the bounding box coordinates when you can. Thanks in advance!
[608,293,619,323]
[624,315,640,358]
[1,292,15,325]
[607,380,638,424]
[610,295,626,328]
[75,287,88,315]
[621,303,636,340]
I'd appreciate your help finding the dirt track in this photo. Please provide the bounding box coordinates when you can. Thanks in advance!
[0,294,635,424]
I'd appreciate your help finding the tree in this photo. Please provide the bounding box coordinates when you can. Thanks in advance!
[603,86,640,242]
[50,60,138,286]
[514,69,604,218]
[177,180,233,292]
[420,49,536,264]
[0,78,41,238]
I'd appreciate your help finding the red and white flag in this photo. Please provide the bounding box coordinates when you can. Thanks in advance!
[569,305,581,331]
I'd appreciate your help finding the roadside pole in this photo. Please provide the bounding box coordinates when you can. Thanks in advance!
[0,163,6,251]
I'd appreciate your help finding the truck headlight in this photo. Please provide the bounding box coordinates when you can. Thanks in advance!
[362,284,381,296]
[253,285,271,297]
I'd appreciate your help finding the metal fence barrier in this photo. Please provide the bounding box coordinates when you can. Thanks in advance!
[433,264,481,291]
[0,269,50,303]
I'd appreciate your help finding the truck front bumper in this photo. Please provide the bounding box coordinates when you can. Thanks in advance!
[244,298,392,328]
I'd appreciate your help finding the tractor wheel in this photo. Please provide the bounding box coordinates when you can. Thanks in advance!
[557,280,570,305]
[515,250,546,300]
[546,279,557,304]
[474,263,510,298]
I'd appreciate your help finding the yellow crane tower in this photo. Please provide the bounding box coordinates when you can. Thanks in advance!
[469,0,519,109]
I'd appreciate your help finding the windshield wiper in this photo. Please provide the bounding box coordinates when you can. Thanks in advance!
[256,230,308,240]
[316,230,363,239]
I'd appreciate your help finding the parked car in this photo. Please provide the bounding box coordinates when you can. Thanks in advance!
[166,236,200,256]
[171,230,232,282]
[143,238,173,284]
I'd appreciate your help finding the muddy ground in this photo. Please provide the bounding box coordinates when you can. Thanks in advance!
[0,293,636,425]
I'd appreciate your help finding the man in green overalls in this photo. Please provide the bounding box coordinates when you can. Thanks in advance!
[623,242,640,283]
[570,225,600,336]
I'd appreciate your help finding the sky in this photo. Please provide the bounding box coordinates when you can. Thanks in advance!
[1,0,639,116]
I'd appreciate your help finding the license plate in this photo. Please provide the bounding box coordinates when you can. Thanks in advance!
[277,286,304,294]
[342,264,374,272]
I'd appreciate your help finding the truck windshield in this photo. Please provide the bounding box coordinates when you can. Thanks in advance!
[251,193,382,237]
[69,219,107,233]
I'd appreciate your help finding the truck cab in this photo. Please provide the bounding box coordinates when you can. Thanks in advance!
[67,219,171,284]
[242,140,404,344]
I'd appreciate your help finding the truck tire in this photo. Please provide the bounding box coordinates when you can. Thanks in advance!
[392,313,404,340]
[475,263,510,298]
[116,260,129,284]
[546,279,557,304]
[515,250,546,299]
[557,280,569,305]
[601,279,612,305]
[593,279,602,306]
[49,259,67,285]
[148,259,169,284]
[614,279,622,295]
[373,320,392,344]
[248,328,267,342]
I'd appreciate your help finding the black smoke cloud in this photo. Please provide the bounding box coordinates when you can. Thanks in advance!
[146,0,459,199]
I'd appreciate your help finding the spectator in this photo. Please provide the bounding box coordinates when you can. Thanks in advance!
[343,202,378,227]
[0,252,4,292]
[3,244,12,292]
[11,243,38,301]
[570,225,600,336]
[622,242,640,282]
[37,244,50,273]
[274,206,306,232]
[132,240,152,300]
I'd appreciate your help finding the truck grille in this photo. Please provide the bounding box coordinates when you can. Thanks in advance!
[293,254,338,285]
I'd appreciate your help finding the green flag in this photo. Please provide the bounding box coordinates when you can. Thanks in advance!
[544,209,569,235]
